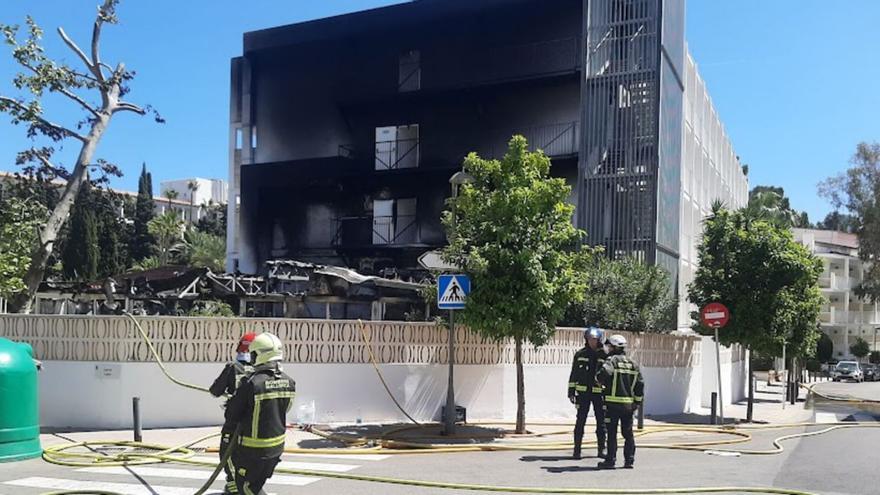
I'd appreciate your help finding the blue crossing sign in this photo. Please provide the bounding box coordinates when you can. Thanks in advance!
[437,274,470,310]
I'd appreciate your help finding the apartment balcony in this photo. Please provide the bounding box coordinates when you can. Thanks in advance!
[818,273,852,291]
[344,121,580,172]
[819,307,838,325]
[847,312,880,326]
[332,215,430,248]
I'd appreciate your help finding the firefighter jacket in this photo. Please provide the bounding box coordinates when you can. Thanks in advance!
[210,361,254,397]
[225,362,296,456]
[597,353,644,407]
[568,346,607,396]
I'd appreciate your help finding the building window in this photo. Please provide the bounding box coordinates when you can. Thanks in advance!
[251,125,258,150]
[372,197,417,245]
[375,125,419,170]
[235,128,243,150]
[398,50,421,92]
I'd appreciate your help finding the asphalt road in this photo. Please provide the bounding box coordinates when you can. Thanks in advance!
[0,382,877,495]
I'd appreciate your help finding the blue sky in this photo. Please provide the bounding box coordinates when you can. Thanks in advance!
[1,1,878,223]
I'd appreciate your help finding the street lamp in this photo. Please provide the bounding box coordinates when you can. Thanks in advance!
[444,170,474,436]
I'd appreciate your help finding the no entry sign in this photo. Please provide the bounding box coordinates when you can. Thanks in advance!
[701,302,730,329]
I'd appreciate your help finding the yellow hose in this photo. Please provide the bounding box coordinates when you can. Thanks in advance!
[39,315,880,495]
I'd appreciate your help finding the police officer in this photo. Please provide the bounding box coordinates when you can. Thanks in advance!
[225,333,296,495]
[567,327,607,459]
[597,334,643,470]
[210,332,256,494]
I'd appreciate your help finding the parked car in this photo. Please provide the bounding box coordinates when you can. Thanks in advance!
[831,361,863,382]
[864,364,879,382]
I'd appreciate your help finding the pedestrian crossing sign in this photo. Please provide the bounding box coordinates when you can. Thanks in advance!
[437,274,470,310]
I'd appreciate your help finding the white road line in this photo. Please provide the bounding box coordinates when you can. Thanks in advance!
[815,412,839,423]
[190,455,360,472]
[4,477,197,495]
[283,452,390,461]
[77,466,321,486]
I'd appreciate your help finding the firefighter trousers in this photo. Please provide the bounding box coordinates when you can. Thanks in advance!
[232,449,281,495]
[604,404,635,464]
[573,393,605,453]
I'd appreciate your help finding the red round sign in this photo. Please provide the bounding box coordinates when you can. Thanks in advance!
[700,303,730,328]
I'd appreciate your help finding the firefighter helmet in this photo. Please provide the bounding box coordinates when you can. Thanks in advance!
[250,333,283,366]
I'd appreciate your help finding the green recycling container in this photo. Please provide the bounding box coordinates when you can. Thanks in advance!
[0,338,41,462]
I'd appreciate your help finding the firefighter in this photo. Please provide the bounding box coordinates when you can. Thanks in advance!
[209,332,256,494]
[567,327,607,459]
[225,332,296,495]
[597,334,644,470]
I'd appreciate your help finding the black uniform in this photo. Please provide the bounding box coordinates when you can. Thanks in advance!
[210,361,254,492]
[567,346,607,457]
[597,352,644,467]
[225,363,296,495]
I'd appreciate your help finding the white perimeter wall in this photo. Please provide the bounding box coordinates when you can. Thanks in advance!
[39,346,732,430]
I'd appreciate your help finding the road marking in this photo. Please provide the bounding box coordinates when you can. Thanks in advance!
[190,455,361,472]
[77,466,321,486]
[4,477,197,495]
[815,412,839,423]
[283,452,390,461]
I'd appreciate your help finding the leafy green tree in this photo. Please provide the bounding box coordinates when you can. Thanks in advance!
[131,256,161,272]
[815,211,857,233]
[0,2,162,312]
[94,190,128,277]
[850,337,870,362]
[132,163,155,261]
[61,185,99,281]
[182,230,226,272]
[0,197,47,300]
[746,186,810,228]
[819,142,880,302]
[147,211,184,266]
[442,135,593,433]
[816,332,834,363]
[186,300,234,317]
[688,203,823,419]
[195,201,227,237]
[568,256,676,332]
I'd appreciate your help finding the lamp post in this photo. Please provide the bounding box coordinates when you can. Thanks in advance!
[444,171,474,436]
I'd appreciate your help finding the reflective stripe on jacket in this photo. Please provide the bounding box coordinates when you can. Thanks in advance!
[226,363,296,455]
[598,353,644,405]
[568,346,606,395]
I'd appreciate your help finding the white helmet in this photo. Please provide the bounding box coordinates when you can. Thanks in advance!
[607,334,627,349]
[250,332,283,366]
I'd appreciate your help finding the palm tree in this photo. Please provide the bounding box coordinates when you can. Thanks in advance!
[182,230,226,272]
[187,181,200,224]
[147,211,184,265]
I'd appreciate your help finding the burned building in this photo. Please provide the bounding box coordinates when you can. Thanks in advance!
[227,0,748,329]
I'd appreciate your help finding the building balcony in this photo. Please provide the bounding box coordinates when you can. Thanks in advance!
[819,273,853,291]
[342,121,580,172]
[332,215,431,248]
[819,307,838,325]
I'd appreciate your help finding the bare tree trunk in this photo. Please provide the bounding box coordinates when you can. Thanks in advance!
[515,335,526,434]
[9,116,111,313]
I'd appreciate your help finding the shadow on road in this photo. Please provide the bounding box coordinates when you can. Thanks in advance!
[520,455,579,462]
[542,465,602,473]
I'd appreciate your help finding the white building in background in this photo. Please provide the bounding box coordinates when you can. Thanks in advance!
[160,178,228,221]
[676,51,750,330]
[793,228,879,359]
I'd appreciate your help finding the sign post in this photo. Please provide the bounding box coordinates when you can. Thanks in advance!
[701,302,730,426]
[438,274,470,435]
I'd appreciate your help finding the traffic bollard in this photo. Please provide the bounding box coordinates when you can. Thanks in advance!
[132,397,142,442]
[710,392,717,425]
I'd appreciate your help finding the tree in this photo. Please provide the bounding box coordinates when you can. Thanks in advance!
[688,203,823,420]
[746,186,810,228]
[0,2,163,312]
[815,211,857,233]
[94,189,128,277]
[819,143,880,302]
[442,135,593,433]
[195,201,227,237]
[187,180,199,224]
[869,351,880,365]
[568,256,676,332]
[0,197,47,300]
[131,163,155,261]
[816,332,834,363]
[61,184,99,281]
[182,230,226,272]
[850,337,870,362]
[147,211,184,266]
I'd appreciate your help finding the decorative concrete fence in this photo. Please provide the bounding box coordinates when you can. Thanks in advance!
[0,315,745,430]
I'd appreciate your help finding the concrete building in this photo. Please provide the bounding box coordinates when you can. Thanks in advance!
[160,178,228,222]
[793,228,880,360]
[227,0,748,329]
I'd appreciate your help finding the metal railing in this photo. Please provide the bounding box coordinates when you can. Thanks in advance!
[332,214,420,246]
[374,138,420,170]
